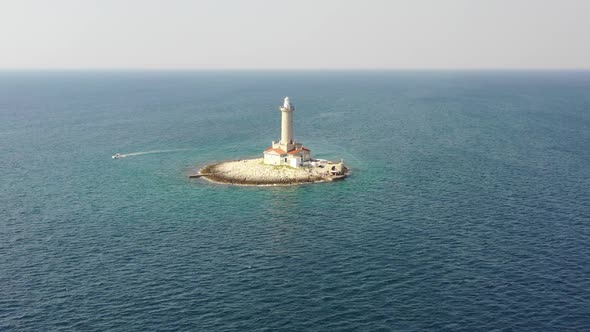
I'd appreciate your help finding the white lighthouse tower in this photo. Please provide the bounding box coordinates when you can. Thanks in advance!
[263,97,311,167]
[280,96,294,148]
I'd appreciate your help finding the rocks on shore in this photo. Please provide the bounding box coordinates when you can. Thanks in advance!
[199,158,346,186]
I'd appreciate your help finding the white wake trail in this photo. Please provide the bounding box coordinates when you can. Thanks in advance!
[117,149,192,158]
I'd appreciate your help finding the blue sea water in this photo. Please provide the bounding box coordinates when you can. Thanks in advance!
[1,71,589,331]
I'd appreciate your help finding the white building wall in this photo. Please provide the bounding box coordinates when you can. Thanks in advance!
[264,153,284,165]
[289,157,299,168]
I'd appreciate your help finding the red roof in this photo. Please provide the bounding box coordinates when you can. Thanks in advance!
[264,147,286,154]
[287,147,311,154]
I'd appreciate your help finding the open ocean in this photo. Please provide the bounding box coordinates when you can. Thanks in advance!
[1,71,589,331]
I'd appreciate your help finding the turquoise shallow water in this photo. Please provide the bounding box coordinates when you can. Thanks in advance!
[1,71,589,330]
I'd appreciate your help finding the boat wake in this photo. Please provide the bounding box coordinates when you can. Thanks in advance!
[112,149,191,159]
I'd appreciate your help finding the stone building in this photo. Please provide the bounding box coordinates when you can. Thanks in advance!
[263,97,312,167]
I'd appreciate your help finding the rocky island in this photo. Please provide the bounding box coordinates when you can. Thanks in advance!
[195,97,348,186]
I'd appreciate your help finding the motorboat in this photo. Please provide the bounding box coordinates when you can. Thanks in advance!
[112,153,123,159]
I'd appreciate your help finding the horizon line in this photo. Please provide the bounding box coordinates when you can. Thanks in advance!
[1,68,590,72]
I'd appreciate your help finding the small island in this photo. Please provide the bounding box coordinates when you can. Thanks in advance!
[195,97,348,186]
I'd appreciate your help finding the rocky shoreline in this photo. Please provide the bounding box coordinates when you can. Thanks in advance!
[198,158,347,186]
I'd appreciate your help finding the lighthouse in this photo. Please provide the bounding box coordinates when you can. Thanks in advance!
[263,97,312,167]
[280,96,294,146]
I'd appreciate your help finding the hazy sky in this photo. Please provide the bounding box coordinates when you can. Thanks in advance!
[1,0,588,69]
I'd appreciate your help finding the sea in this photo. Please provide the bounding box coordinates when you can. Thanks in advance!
[1,71,589,331]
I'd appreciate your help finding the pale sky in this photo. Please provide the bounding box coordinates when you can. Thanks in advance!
[1,0,589,70]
